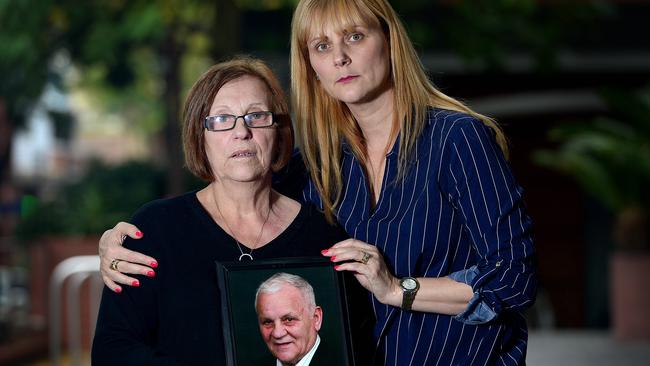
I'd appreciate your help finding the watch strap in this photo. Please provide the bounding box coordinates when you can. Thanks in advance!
[400,277,419,311]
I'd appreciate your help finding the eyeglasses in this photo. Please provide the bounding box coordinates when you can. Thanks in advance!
[203,111,274,131]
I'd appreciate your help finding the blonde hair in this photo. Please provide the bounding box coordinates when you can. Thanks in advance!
[290,0,507,223]
[183,56,293,181]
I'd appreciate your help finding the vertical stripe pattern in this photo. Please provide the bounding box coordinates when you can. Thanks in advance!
[303,108,536,365]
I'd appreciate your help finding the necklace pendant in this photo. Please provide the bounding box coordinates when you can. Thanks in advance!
[238,253,254,261]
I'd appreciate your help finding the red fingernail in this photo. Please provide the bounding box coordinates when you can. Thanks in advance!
[147,270,156,277]
[321,249,329,255]
[132,280,140,287]
[115,287,122,293]
[150,261,158,268]
[334,265,341,270]
[135,231,143,238]
[330,256,337,262]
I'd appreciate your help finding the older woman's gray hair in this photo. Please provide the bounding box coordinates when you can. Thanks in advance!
[254,272,316,311]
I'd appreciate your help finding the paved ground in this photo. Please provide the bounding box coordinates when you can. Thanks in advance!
[14,330,650,365]
[527,330,650,366]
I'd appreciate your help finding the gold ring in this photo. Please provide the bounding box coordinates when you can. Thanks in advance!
[110,258,122,271]
[360,252,371,265]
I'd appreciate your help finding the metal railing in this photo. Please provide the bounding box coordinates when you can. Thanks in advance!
[49,255,102,366]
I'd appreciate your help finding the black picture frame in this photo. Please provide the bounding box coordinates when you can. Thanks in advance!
[216,257,355,366]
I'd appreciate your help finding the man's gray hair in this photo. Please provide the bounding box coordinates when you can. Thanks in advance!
[255,272,316,311]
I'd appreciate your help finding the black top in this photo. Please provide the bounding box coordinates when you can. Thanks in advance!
[309,338,339,366]
[91,191,368,366]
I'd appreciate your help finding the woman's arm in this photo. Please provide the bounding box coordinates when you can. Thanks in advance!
[98,151,307,292]
[92,284,182,365]
[93,218,183,365]
[325,119,537,321]
[439,119,537,321]
[323,239,473,315]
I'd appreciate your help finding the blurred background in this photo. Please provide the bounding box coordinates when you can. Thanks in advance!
[1,0,649,365]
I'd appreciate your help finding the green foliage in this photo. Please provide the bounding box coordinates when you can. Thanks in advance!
[77,49,167,137]
[235,0,298,11]
[533,88,650,213]
[443,0,608,71]
[0,0,56,125]
[15,160,165,242]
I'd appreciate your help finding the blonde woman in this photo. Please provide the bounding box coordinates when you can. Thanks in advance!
[291,1,536,364]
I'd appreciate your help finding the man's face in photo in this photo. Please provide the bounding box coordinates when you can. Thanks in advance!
[256,285,323,365]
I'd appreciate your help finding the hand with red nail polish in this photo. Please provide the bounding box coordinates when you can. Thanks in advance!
[98,222,158,292]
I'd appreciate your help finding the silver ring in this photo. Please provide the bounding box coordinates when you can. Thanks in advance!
[110,258,122,271]
[360,251,371,265]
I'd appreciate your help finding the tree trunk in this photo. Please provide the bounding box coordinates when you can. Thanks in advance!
[160,31,185,197]
[156,0,241,197]
[0,98,12,184]
[0,98,16,241]
[213,0,241,60]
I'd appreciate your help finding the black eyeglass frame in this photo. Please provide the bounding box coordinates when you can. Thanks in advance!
[203,111,275,132]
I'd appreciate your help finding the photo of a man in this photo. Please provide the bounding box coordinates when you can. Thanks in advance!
[216,259,355,365]
[255,273,324,366]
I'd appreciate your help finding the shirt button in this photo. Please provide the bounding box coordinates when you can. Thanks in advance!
[495,260,503,268]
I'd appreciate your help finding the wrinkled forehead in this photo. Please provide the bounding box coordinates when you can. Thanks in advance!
[211,75,272,106]
[258,286,310,313]
[299,1,381,44]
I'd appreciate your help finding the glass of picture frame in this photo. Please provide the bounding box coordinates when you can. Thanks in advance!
[216,257,357,366]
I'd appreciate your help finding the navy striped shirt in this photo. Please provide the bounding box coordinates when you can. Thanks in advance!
[302,108,537,366]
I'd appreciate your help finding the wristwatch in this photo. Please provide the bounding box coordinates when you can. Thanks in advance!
[399,276,420,311]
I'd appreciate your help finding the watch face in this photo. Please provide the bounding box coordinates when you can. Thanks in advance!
[402,278,417,290]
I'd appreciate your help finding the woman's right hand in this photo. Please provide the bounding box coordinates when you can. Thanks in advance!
[99,222,158,293]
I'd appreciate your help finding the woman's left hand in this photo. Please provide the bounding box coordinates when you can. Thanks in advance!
[322,239,400,307]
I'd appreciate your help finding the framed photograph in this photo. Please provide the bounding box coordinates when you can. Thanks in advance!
[216,257,355,366]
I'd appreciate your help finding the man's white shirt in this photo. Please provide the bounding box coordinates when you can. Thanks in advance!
[276,335,321,366]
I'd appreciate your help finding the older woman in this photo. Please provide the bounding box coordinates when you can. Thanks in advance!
[99,0,537,365]
[91,57,370,365]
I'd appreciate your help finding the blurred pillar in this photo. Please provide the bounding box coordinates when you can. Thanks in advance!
[160,28,184,196]
[213,0,241,60]
[0,98,11,184]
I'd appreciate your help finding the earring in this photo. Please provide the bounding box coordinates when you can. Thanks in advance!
[315,74,320,81]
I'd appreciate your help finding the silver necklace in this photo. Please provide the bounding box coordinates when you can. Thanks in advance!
[214,193,271,261]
